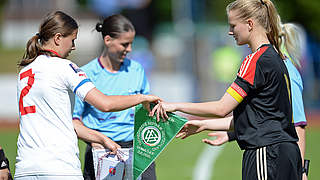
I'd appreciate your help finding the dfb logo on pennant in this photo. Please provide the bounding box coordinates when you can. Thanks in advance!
[142,126,161,146]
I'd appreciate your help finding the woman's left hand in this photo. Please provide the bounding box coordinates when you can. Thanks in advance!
[202,131,229,146]
[150,101,178,122]
[176,120,206,139]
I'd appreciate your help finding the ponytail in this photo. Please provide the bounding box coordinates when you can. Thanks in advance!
[19,34,42,67]
[18,11,78,68]
[227,0,285,59]
[262,0,284,59]
[280,23,305,67]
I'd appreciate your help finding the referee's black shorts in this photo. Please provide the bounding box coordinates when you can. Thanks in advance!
[242,142,302,180]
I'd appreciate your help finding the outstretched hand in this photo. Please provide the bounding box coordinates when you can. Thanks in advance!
[150,102,168,122]
[176,120,206,139]
[202,131,229,146]
[150,101,177,122]
[142,94,161,113]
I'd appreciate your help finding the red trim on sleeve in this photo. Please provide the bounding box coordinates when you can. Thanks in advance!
[237,46,268,85]
[230,82,247,98]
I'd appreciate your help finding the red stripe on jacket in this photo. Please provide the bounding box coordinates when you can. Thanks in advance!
[237,46,269,85]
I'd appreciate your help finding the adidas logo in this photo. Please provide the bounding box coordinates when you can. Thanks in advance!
[1,161,7,168]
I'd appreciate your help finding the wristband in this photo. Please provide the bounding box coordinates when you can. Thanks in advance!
[227,131,236,142]
[0,149,9,170]
[0,158,9,170]
[0,149,6,162]
[303,159,310,176]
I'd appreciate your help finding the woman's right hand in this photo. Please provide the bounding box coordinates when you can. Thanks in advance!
[141,94,161,113]
[100,137,121,155]
[141,94,161,103]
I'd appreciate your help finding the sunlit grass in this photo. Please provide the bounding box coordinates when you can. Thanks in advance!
[1,127,319,179]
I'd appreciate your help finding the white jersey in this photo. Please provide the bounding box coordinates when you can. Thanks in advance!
[15,55,95,177]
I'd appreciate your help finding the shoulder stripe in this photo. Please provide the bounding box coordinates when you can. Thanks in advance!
[73,79,91,93]
[237,46,269,85]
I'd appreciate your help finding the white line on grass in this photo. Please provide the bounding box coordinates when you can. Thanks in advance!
[193,144,225,180]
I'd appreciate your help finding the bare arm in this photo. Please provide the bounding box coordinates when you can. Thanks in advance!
[73,119,120,154]
[198,116,234,131]
[152,92,239,120]
[84,88,159,112]
[177,116,234,139]
[296,126,307,180]
[296,126,306,161]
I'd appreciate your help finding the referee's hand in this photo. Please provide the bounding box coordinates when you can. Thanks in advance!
[101,138,121,155]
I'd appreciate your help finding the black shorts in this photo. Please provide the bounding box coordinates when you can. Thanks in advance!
[83,142,157,180]
[242,142,302,180]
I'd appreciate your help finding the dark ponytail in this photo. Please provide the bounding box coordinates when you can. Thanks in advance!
[19,11,78,68]
[20,34,42,67]
[96,23,103,32]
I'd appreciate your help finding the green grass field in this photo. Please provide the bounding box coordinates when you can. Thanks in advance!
[0,47,24,73]
[1,127,319,179]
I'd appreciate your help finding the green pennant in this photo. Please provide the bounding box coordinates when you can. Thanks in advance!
[133,104,187,180]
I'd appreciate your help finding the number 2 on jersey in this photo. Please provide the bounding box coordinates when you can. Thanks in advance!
[19,69,36,115]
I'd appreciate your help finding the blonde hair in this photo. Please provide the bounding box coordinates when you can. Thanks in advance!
[279,22,305,68]
[226,0,284,59]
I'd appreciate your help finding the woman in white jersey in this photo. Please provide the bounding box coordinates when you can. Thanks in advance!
[15,11,160,180]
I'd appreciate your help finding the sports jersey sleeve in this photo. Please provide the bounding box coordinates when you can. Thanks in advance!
[63,62,95,101]
[291,69,307,127]
[73,95,85,120]
[226,79,249,103]
[226,46,268,103]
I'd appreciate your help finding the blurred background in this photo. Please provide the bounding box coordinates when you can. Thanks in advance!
[0,0,319,179]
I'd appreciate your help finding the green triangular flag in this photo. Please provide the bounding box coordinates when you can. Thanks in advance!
[133,104,187,180]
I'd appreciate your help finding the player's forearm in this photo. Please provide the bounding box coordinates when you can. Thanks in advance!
[202,116,234,131]
[174,93,237,118]
[296,126,306,164]
[73,119,105,144]
[174,101,228,118]
[101,94,147,112]
[85,88,150,112]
